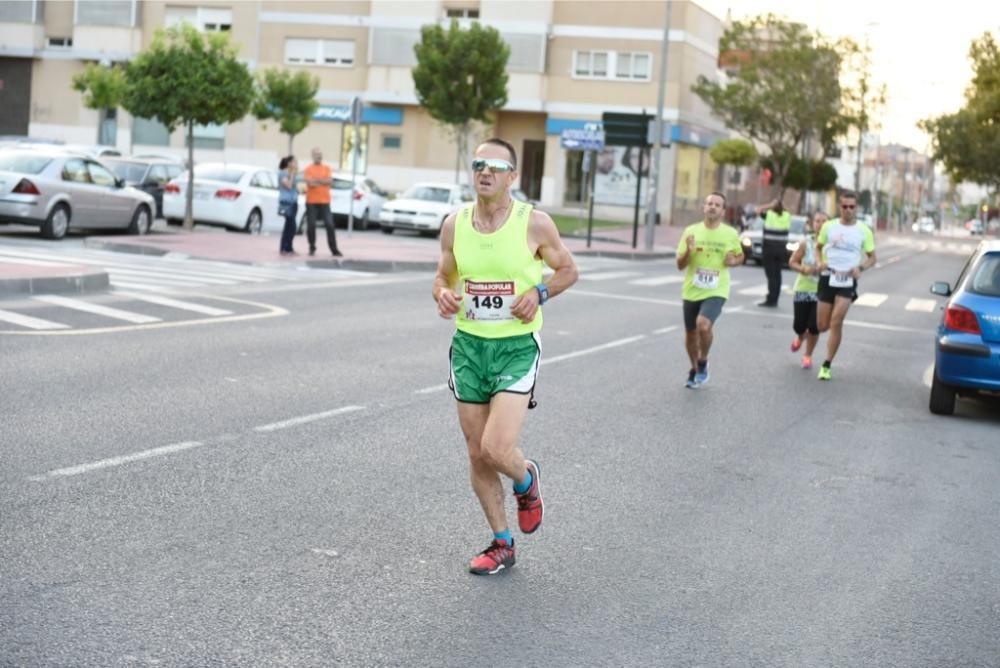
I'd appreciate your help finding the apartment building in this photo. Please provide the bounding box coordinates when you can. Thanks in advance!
[0,0,729,223]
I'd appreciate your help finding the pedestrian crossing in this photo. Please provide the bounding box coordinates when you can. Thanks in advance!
[0,246,374,294]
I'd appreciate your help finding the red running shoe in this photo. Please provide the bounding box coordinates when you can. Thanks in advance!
[515,459,543,534]
[468,539,515,575]
[790,336,802,352]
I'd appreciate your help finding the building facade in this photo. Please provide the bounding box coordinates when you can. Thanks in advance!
[0,0,729,224]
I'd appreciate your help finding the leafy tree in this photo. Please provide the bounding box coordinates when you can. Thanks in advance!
[122,24,255,230]
[710,138,757,197]
[71,62,127,145]
[413,20,509,182]
[921,31,1000,195]
[692,15,849,196]
[253,68,320,154]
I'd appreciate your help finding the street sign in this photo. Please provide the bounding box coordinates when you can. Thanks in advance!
[560,127,605,151]
[602,112,653,147]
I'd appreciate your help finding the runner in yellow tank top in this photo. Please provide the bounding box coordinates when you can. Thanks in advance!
[432,137,579,575]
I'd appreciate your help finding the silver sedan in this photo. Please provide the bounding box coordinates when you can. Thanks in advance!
[0,148,155,240]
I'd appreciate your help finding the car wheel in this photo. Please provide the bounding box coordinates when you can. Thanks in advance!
[244,208,262,234]
[381,225,394,234]
[128,206,152,235]
[929,370,956,416]
[41,203,70,240]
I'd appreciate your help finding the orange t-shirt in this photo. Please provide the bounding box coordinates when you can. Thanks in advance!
[303,163,332,204]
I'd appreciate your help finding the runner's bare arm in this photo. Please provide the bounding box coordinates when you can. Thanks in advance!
[676,234,695,270]
[788,242,807,274]
[816,240,827,272]
[511,210,579,323]
[854,249,877,277]
[432,213,461,319]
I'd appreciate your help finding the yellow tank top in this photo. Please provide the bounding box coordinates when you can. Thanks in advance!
[454,201,543,338]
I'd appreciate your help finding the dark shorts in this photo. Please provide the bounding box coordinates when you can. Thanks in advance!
[818,274,858,304]
[682,297,726,331]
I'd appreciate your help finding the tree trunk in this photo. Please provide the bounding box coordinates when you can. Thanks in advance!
[287,133,293,156]
[184,121,195,231]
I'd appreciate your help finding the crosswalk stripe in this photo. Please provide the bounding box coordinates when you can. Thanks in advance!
[630,275,683,286]
[579,271,642,282]
[106,269,236,286]
[32,295,162,324]
[109,281,178,293]
[0,254,76,267]
[117,293,233,316]
[905,298,938,313]
[855,292,889,307]
[0,308,71,330]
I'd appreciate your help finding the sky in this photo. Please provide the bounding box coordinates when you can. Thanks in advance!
[698,0,1000,152]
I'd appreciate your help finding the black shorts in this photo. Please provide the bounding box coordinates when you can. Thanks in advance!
[683,297,726,331]
[817,274,858,304]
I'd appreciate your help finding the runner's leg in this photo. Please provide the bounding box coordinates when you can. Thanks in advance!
[824,295,852,363]
[458,402,508,533]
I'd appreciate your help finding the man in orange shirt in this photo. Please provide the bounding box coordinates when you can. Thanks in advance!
[304,147,342,257]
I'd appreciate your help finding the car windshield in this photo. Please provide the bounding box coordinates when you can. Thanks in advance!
[0,153,52,174]
[969,253,1000,297]
[790,217,806,234]
[104,161,147,183]
[401,185,452,203]
[192,165,244,183]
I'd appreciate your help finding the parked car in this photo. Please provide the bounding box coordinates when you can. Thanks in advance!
[163,163,302,234]
[966,219,985,236]
[296,174,389,233]
[0,148,155,239]
[913,217,936,234]
[739,215,808,265]
[103,157,184,219]
[928,239,1000,415]
[378,182,476,237]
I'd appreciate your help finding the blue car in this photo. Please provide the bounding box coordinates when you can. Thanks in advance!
[929,240,1000,415]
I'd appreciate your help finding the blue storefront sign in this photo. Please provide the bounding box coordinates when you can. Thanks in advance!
[313,105,403,125]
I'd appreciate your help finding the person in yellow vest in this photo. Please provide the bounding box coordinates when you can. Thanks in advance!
[754,197,791,307]
[432,138,579,575]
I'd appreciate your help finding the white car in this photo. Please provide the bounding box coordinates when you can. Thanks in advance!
[297,174,390,232]
[163,163,302,234]
[379,182,475,237]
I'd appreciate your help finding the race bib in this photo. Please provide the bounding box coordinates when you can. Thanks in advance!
[829,271,853,288]
[693,268,720,290]
[464,280,515,321]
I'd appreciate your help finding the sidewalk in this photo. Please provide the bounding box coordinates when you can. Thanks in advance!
[0,220,681,296]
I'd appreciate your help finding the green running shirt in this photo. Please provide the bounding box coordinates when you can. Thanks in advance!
[677,221,743,301]
[454,202,544,338]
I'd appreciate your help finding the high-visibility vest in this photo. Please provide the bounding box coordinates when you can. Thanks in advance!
[763,210,791,242]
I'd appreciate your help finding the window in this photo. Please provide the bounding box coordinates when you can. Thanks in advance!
[148,165,169,184]
[445,8,479,18]
[573,50,652,82]
[382,134,402,150]
[47,37,73,48]
[87,162,118,187]
[250,171,276,189]
[165,6,232,32]
[187,124,224,150]
[62,159,91,184]
[284,38,355,66]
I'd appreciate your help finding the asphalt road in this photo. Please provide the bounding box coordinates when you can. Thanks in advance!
[2,236,998,667]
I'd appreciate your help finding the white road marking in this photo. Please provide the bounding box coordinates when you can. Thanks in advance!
[0,308,71,330]
[653,325,680,334]
[27,441,205,481]
[578,271,643,282]
[116,293,234,316]
[413,333,652,395]
[32,295,162,324]
[569,289,680,306]
[0,253,75,267]
[543,334,647,364]
[855,292,889,307]
[738,284,770,296]
[253,405,366,433]
[630,275,683,286]
[905,298,937,313]
[922,364,934,388]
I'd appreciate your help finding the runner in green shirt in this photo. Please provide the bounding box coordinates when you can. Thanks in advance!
[676,192,744,388]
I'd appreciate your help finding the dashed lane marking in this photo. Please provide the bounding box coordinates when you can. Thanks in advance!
[855,292,889,308]
[578,270,643,282]
[630,275,683,286]
[905,298,938,313]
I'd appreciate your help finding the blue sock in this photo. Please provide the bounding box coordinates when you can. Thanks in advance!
[494,528,512,545]
[512,468,532,495]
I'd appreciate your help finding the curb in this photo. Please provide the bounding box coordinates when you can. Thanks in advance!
[84,239,169,257]
[0,268,109,297]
